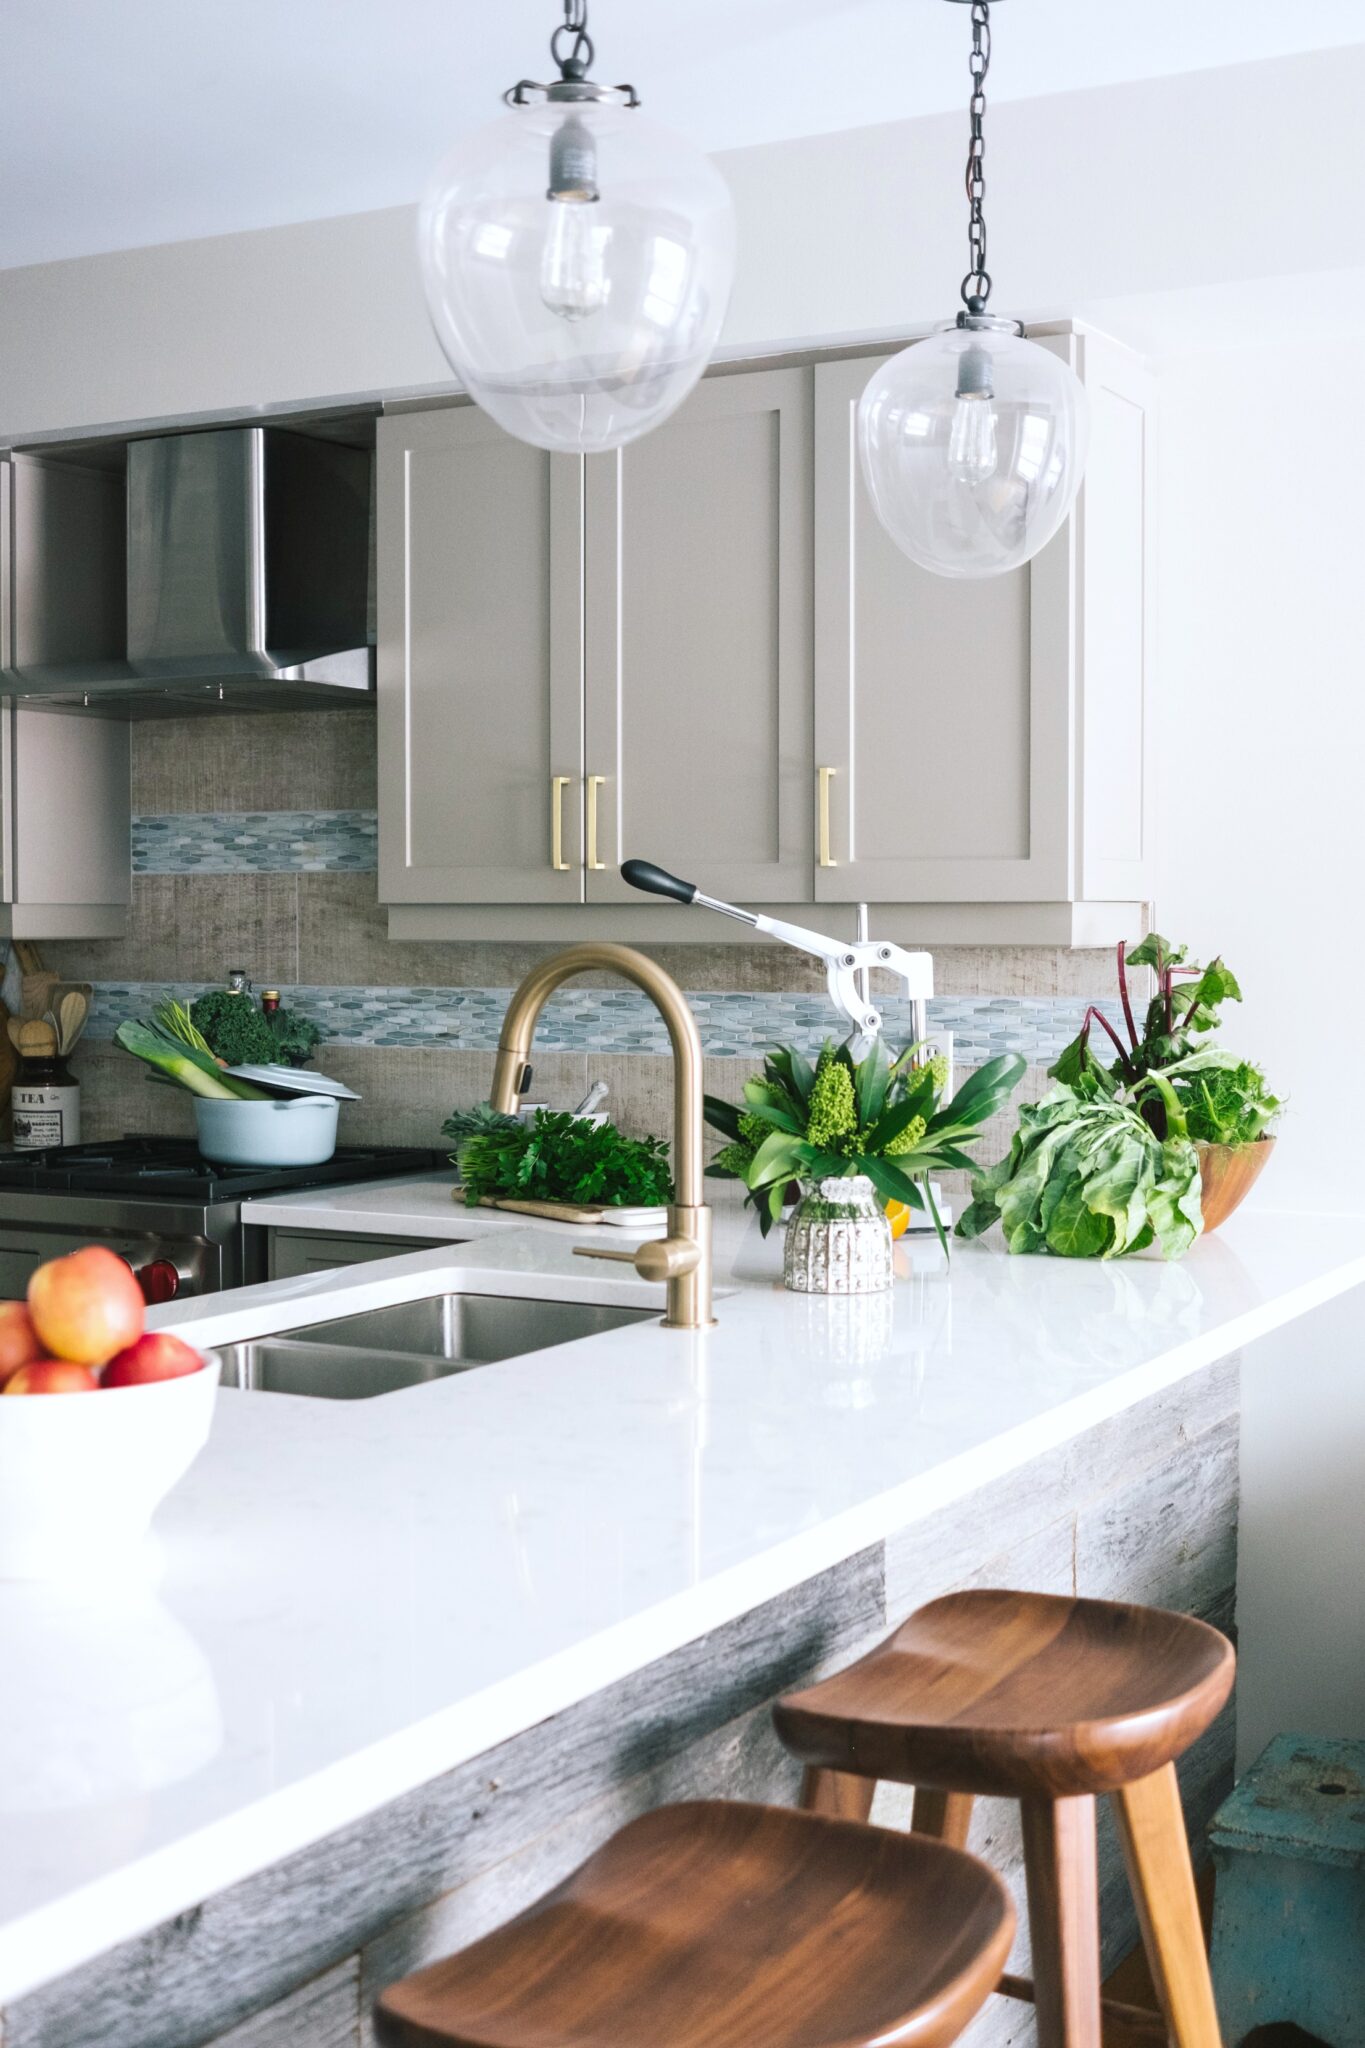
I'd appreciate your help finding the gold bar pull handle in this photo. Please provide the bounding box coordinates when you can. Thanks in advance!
[586,774,607,871]
[550,775,572,872]
[818,766,838,868]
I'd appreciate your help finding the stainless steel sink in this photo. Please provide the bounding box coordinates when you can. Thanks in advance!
[218,1292,657,1400]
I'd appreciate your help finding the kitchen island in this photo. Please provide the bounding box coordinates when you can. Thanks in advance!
[3,1201,1362,2048]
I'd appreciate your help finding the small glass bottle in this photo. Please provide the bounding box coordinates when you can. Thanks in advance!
[12,1050,81,1150]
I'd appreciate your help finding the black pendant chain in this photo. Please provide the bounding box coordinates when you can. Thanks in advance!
[961,1,992,315]
[552,0,593,82]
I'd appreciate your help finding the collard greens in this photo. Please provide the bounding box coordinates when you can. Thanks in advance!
[956,1083,1203,1260]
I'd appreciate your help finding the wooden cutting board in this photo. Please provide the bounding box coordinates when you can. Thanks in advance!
[452,1190,606,1224]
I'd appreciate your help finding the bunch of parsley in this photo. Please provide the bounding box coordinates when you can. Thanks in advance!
[457,1111,673,1210]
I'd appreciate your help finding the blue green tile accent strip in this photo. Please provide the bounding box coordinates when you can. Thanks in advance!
[85,984,1122,1066]
[133,812,378,873]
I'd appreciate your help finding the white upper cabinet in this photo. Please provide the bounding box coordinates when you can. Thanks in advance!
[582,368,813,904]
[812,328,1154,927]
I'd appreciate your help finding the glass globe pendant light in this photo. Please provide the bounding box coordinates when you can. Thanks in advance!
[418,1,737,454]
[858,1,1088,579]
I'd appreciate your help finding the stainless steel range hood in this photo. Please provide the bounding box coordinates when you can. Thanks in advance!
[2,425,373,716]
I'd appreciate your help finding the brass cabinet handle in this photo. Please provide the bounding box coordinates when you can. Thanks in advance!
[587,774,607,871]
[818,766,838,868]
[550,775,571,872]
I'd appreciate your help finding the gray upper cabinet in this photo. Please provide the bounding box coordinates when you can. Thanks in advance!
[0,456,131,939]
[812,328,1154,923]
[0,703,131,940]
[582,368,813,903]
[378,324,1152,943]
[377,404,585,906]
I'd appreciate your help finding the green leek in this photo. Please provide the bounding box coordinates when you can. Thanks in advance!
[115,1019,270,1101]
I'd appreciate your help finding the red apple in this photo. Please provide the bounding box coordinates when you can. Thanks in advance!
[0,1301,46,1388]
[4,1359,99,1394]
[28,1246,144,1367]
[102,1331,205,1388]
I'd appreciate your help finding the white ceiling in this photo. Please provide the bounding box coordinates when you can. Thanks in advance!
[2,0,1362,271]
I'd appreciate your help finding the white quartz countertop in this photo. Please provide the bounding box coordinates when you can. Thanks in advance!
[239,1170,668,1239]
[3,1195,1363,2004]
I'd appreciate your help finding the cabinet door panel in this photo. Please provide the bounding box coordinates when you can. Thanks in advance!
[583,368,813,903]
[813,351,1072,903]
[378,407,584,905]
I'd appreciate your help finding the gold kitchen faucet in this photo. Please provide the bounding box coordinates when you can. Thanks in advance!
[488,945,715,1331]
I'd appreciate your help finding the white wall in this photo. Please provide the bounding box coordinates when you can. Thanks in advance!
[1155,332,1365,1759]
[1154,335,1365,1211]
[3,43,1365,441]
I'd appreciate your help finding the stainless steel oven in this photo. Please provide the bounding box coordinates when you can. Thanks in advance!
[0,1140,444,1302]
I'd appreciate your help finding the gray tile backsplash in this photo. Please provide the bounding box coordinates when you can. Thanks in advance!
[44,711,1131,1155]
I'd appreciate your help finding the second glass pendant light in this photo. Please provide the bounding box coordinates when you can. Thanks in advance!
[419,3,736,455]
[858,1,1089,579]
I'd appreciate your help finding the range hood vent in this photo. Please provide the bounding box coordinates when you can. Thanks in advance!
[2,426,373,716]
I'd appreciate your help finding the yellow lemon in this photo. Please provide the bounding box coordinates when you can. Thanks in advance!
[884,1199,912,1240]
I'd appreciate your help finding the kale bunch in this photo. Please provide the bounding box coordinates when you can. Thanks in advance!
[190,991,278,1068]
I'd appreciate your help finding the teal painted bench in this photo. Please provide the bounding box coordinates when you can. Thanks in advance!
[1209,1733,1365,2046]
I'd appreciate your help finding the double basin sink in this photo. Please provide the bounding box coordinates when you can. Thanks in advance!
[218,1292,657,1401]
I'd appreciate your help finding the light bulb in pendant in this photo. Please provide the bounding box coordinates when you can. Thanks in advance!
[539,200,609,321]
[946,343,998,484]
[539,114,609,322]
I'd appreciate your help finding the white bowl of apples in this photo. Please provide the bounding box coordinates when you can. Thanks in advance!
[0,1247,218,1581]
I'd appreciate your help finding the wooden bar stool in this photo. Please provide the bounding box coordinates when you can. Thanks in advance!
[375,1799,1015,2048]
[773,1590,1236,2048]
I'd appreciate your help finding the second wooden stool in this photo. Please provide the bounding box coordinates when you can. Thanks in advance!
[774,1588,1236,2048]
[375,1798,1014,2048]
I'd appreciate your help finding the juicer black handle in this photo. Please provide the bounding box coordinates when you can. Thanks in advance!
[620,858,698,905]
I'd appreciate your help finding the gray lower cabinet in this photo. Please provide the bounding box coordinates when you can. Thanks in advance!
[267,1230,446,1280]
[813,327,1154,917]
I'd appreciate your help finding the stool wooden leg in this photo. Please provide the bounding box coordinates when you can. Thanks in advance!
[798,1766,875,1821]
[911,1787,975,1848]
[1020,1794,1102,2048]
[1113,1764,1221,2048]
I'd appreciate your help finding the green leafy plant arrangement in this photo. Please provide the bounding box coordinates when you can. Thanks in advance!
[1051,934,1281,1147]
[456,1111,673,1211]
[704,1039,1026,1252]
[956,1083,1203,1259]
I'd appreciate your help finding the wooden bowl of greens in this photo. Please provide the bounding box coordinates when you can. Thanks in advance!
[1195,1136,1276,1234]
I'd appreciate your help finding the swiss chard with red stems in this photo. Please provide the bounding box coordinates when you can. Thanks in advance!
[1049,934,1280,1147]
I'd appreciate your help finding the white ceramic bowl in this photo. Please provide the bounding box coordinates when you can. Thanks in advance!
[0,1355,220,1581]
[194,1094,339,1166]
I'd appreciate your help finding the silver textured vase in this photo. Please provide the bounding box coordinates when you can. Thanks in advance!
[783,1175,893,1294]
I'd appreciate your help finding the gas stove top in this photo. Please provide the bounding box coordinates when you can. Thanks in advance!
[0,1137,444,1203]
